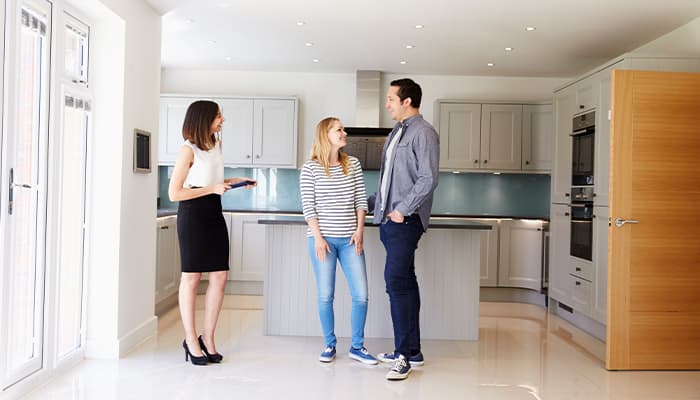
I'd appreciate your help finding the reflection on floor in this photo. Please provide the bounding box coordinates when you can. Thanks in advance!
[24,298,700,400]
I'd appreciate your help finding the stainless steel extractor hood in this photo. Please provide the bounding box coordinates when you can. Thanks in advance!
[346,70,391,136]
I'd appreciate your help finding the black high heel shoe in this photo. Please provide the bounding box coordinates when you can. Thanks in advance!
[183,339,208,365]
[198,335,224,363]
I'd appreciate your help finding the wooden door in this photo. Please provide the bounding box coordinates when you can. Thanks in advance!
[607,70,700,370]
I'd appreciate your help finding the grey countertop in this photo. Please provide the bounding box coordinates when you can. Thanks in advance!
[257,215,493,230]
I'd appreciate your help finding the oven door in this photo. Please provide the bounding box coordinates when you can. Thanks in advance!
[572,131,595,186]
[570,203,593,261]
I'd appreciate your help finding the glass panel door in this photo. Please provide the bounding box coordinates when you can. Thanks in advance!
[1,0,52,388]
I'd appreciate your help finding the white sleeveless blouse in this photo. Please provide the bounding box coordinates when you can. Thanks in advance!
[183,140,224,188]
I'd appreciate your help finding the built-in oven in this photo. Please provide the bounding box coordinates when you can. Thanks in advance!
[571,111,595,186]
[569,187,594,261]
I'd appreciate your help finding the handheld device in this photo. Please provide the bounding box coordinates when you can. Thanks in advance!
[228,180,255,189]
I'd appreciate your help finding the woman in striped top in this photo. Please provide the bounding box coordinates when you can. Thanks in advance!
[299,117,378,365]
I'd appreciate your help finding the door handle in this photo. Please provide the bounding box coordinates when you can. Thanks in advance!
[614,218,639,228]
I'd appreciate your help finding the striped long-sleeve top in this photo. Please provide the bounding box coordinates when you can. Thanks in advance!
[299,156,368,237]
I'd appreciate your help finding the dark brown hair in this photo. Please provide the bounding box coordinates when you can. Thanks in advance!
[182,100,220,151]
[390,78,422,108]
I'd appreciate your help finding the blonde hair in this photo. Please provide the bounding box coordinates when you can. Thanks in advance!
[310,117,350,176]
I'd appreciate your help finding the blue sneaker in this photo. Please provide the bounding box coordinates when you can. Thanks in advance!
[386,355,411,380]
[348,347,378,365]
[376,351,424,366]
[319,346,336,362]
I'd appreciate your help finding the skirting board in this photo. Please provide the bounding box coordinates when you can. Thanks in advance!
[85,316,157,359]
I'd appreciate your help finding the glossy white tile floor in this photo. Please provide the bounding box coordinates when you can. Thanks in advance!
[24,298,700,400]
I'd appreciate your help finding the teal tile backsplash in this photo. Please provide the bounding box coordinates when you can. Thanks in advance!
[158,166,550,218]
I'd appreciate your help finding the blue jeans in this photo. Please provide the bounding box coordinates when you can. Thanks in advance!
[379,215,424,358]
[308,236,368,349]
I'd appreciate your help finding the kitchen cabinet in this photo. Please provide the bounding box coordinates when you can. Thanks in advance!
[229,213,267,281]
[158,96,298,168]
[497,220,544,291]
[437,102,482,169]
[551,91,573,204]
[548,204,571,304]
[477,219,500,287]
[156,216,180,305]
[573,77,598,114]
[591,206,609,324]
[522,104,553,171]
[436,101,549,172]
[593,69,613,206]
[480,104,523,170]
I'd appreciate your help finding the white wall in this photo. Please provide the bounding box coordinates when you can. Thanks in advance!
[632,16,700,56]
[161,69,568,164]
[77,0,161,358]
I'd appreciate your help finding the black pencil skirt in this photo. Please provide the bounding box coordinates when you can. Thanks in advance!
[177,193,230,273]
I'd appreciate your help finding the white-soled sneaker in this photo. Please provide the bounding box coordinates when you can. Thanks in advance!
[377,351,425,366]
[349,346,378,365]
[319,346,336,362]
[386,355,411,380]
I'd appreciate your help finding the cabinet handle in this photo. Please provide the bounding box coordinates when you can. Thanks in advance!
[255,154,261,159]
[483,160,488,164]
[160,226,169,230]
[575,281,581,286]
[565,193,570,197]
[575,267,581,271]
[579,105,585,109]
[246,155,251,159]
[592,214,596,218]
[474,159,478,164]
[564,212,570,216]
[525,160,530,165]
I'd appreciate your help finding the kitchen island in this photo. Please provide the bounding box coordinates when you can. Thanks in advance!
[259,216,491,341]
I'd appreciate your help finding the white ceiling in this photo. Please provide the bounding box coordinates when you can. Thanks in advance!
[147,0,700,78]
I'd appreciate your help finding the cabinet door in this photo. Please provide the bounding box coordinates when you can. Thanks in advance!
[591,206,609,324]
[159,97,193,164]
[548,204,571,303]
[156,217,179,303]
[480,104,522,170]
[253,99,297,167]
[551,91,573,203]
[594,71,612,206]
[574,77,598,114]
[230,214,267,281]
[219,99,254,165]
[437,103,481,169]
[477,220,499,287]
[522,104,553,171]
[498,220,543,290]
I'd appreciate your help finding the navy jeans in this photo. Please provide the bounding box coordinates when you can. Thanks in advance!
[379,215,424,358]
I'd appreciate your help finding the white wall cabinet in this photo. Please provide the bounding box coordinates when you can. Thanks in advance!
[229,213,267,281]
[522,104,553,171]
[159,96,298,168]
[497,220,544,290]
[156,216,180,304]
[435,101,549,172]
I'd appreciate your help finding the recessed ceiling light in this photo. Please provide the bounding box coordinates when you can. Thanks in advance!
[208,40,217,45]
[505,47,513,51]
[313,59,320,63]
[405,44,415,49]
[219,2,231,8]
[487,63,495,67]
[297,21,306,26]
[415,24,424,29]
[305,42,313,47]
[225,57,231,61]
[525,26,536,31]
[400,60,407,65]
[185,19,194,24]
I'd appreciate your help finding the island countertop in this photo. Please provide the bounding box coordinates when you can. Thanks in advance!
[257,215,493,230]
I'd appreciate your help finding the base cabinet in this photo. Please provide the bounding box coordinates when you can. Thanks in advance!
[156,216,180,304]
[498,220,544,290]
[229,213,267,281]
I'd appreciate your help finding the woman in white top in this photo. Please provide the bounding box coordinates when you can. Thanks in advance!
[168,100,255,365]
[299,117,378,365]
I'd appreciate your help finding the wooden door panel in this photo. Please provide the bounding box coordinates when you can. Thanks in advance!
[607,70,700,370]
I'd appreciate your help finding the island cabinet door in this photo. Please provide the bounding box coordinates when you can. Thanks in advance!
[497,220,543,290]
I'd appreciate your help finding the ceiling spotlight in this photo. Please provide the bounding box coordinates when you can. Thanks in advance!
[525,26,536,31]
[225,56,232,61]
[305,42,313,47]
[405,44,415,49]
[313,59,320,63]
[415,24,424,29]
[505,47,513,51]
[400,60,407,65]
[207,40,217,45]
[487,63,495,67]
[297,21,306,26]
[185,19,194,23]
